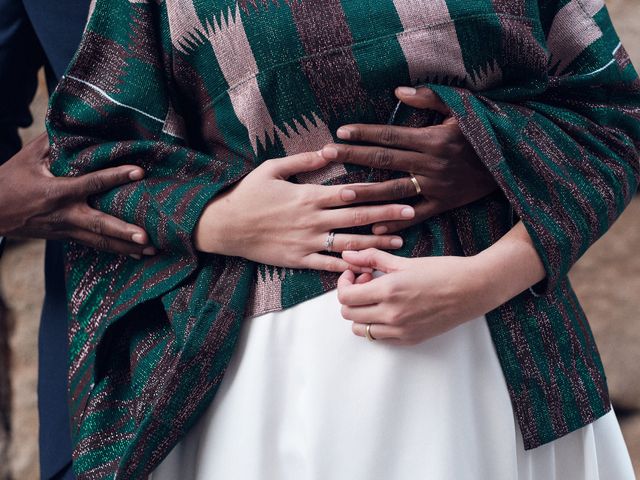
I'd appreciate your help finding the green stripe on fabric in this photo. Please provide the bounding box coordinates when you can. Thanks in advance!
[342,0,410,119]
[340,0,404,42]
[241,3,321,131]
[451,14,504,84]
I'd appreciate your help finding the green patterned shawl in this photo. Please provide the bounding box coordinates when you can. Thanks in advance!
[46,0,640,477]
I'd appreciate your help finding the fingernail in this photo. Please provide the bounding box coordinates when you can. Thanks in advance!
[397,87,417,96]
[131,233,145,244]
[142,247,156,256]
[373,225,388,235]
[401,207,415,218]
[129,169,144,180]
[130,254,142,260]
[322,146,339,159]
[336,127,351,140]
[359,267,374,273]
[341,189,356,201]
[390,238,403,248]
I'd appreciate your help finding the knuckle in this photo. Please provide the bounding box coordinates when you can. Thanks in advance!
[372,148,394,170]
[440,130,461,153]
[297,211,316,231]
[44,184,65,203]
[88,174,107,194]
[447,139,465,156]
[342,146,355,162]
[90,215,105,234]
[392,180,409,198]
[325,258,338,272]
[261,159,277,174]
[298,187,316,208]
[387,313,403,326]
[381,283,396,301]
[343,238,357,251]
[431,157,448,173]
[440,177,455,190]
[432,138,449,156]
[47,212,66,230]
[352,209,367,225]
[416,129,431,147]
[95,236,111,252]
[379,127,398,146]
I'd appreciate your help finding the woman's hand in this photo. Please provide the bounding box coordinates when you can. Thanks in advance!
[337,250,492,345]
[194,151,416,272]
[337,223,546,345]
[321,86,498,234]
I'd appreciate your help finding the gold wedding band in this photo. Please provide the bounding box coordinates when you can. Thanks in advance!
[409,173,422,195]
[365,323,377,342]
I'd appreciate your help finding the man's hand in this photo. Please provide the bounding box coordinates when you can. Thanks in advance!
[321,86,498,234]
[0,133,155,258]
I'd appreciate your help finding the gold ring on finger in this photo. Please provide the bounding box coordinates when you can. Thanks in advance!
[365,323,377,342]
[409,173,422,195]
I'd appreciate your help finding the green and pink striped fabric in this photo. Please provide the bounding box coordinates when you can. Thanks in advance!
[46,0,640,477]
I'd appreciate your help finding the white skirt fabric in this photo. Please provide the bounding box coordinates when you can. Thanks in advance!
[153,290,635,480]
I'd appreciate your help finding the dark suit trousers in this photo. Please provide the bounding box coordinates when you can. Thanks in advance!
[0,0,88,478]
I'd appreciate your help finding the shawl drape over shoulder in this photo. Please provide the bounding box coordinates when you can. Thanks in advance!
[46,0,640,477]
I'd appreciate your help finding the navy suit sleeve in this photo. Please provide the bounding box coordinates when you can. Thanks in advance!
[0,0,45,163]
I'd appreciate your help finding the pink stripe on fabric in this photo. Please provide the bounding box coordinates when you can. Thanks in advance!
[547,0,603,74]
[276,113,347,184]
[392,0,452,29]
[246,268,286,318]
[206,5,276,153]
[276,113,333,155]
[392,0,467,84]
[227,78,277,154]
[166,0,207,54]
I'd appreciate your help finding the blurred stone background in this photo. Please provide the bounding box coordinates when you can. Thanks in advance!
[0,1,639,478]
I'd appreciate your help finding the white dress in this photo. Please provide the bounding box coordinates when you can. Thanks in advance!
[153,290,635,480]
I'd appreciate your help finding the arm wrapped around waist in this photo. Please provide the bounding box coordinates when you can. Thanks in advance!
[426,0,640,294]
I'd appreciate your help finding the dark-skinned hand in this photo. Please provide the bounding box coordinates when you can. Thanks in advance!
[321,86,498,234]
[0,133,155,258]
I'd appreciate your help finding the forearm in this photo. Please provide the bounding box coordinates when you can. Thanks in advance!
[473,221,546,310]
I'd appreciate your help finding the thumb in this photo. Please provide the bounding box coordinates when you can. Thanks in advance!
[269,151,330,179]
[355,272,374,284]
[337,269,356,290]
[395,87,450,116]
[341,248,404,274]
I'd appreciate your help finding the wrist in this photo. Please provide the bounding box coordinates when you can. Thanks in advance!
[464,254,507,314]
[472,223,547,308]
[194,199,229,254]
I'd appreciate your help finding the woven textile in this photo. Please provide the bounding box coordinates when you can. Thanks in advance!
[46,0,640,478]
